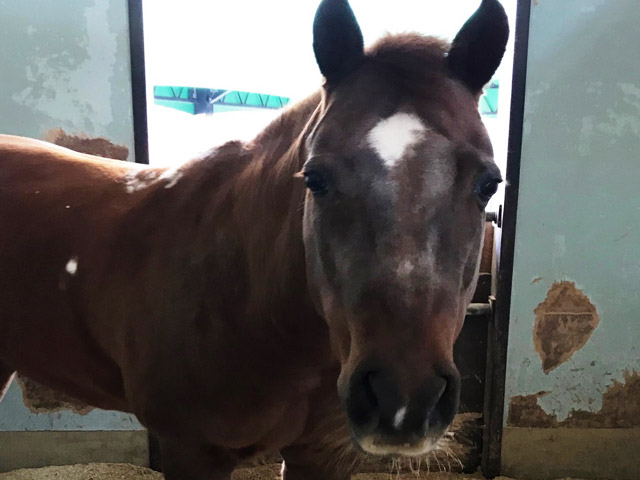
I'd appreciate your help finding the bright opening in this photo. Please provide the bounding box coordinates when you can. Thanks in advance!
[142,0,517,212]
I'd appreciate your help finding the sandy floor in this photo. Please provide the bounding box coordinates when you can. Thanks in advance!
[0,463,587,480]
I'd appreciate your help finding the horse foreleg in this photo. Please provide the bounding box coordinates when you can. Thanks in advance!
[0,361,16,403]
[157,435,236,480]
[281,370,362,480]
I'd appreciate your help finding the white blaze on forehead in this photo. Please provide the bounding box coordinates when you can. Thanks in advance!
[65,257,79,275]
[368,112,427,168]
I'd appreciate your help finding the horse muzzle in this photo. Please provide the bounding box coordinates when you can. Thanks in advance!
[341,358,460,456]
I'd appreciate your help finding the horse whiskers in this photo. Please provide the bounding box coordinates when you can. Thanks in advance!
[380,430,464,477]
[389,456,402,478]
[408,457,422,477]
[444,446,464,470]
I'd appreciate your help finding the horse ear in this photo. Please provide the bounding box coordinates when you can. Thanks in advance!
[313,0,365,86]
[447,0,509,94]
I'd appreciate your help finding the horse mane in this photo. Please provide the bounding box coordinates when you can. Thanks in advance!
[230,92,324,310]
[248,91,323,173]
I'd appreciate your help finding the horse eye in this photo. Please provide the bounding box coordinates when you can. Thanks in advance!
[303,170,329,196]
[476,177,501,203]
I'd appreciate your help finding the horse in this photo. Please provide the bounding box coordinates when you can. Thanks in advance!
[0,0,508,478]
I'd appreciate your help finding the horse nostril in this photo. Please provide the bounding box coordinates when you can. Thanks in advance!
[362,371,379,409]
[367,370,402,419]
[346,364,405,436]
[392,370,460,439]
[416,371,460,436]
[433,370,460,428]
[345,362,460,441]
[345,368,381,431]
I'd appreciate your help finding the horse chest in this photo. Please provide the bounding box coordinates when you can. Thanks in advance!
[142,363,319,451]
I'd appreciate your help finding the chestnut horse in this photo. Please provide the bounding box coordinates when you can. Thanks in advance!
[0,0,508,478]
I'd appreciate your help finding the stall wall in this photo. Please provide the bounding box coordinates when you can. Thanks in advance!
[0,0,146,471]
[0,0,135,159]
[502,1,640,478]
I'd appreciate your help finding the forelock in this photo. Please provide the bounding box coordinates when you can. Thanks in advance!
[366,34,450,82]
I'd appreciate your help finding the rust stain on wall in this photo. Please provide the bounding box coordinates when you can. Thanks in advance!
[507,391,557,427]
[17,375,93,415]
[565,371,640,428]
[507,371,640,428]
[533,281,599,373]
[45,128,129,160]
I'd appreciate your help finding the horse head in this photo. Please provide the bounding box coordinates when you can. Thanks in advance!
[301,0,508,456]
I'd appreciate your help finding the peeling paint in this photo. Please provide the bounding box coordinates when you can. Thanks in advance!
[504,0,640,455]
[507,391,556,428]
[45,127,128,160]
[522,81,550,117]
[533,281,599,373]
[9,1,117,134]
[619,82,640,109]
[17,375,93,415]
[508,371,640,428]
[552,234,566,259]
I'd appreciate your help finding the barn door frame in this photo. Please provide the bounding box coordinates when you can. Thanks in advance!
[481,0,531,476]
[127,0,161,467]
[125,0,535,473]
[128,0,149,165]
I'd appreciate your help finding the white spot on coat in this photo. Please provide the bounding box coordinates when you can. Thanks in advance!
[368,113,426,168]
[421,229,440,278]
[124,169,161,193]
[393,406,407,429]
[396,229,441,292]
[397,260,414,279]
[65,257,79,275]
[159,165,183,189]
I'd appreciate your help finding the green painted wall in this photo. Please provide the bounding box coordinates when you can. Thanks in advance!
[502,0,640,477]
[0,0,135,160]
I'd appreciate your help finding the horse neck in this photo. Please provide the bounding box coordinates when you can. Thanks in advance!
[200,94,320,323]
[196,93,330,363]
[238,92,321,305]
